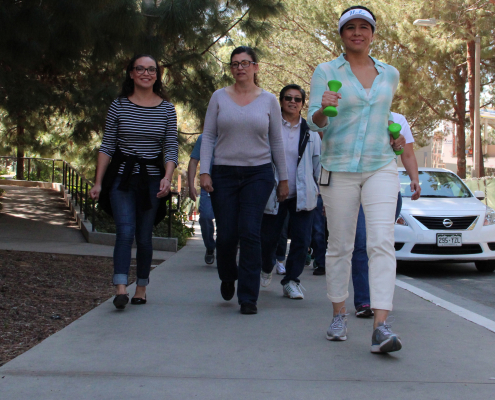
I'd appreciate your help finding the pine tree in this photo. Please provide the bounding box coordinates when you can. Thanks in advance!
[257,0,495,178]
[0,0,284,177]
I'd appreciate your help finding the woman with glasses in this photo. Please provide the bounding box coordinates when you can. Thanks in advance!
[90,54,178,310]
[200,46,288,315]
[260,84,321,300]
[307,6,406,352]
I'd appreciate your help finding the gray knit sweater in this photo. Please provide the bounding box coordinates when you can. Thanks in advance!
[199,88,288,180]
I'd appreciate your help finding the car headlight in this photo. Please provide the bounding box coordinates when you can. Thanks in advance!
[484,206,495,226]
[395,214,408,226]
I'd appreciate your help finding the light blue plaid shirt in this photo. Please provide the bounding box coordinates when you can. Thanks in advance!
[307,54,399,173]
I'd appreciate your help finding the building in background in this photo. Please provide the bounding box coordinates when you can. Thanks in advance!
[398,109,495,177]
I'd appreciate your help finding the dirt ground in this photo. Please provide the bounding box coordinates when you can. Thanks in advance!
[0,250,162,367]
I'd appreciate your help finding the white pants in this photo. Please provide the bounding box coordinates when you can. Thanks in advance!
[320,161,399,311]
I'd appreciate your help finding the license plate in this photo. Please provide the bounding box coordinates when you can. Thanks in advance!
[437,233,462,247]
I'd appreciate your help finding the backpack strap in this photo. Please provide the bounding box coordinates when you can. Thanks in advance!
[297,119,311,166]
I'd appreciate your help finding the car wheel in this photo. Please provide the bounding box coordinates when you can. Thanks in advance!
[475,261,495,273]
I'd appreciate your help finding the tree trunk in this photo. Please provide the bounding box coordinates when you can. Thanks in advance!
[454,67,467,178]
[455,116,466,179]
[467,39,475,153]
[16,124,25,180]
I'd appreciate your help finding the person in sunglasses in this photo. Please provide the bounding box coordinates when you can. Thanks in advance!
[260,84,321,299]
[90,54,178,310]
[200,46,288,315]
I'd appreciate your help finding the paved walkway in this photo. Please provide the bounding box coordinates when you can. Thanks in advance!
[1,185,495,398]
[0,185,174,259]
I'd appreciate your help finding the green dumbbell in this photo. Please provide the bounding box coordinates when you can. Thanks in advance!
[322,80,342,117]
[388,123,404,155]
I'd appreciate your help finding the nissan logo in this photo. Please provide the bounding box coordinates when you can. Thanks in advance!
[443,219,453,228]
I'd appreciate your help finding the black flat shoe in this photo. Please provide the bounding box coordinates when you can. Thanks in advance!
[113,294,129,310]
[240,303,257,315]
[131,296,147,305]
[220,281,235,301]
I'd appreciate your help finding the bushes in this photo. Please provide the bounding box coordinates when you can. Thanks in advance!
[93,196,194,248]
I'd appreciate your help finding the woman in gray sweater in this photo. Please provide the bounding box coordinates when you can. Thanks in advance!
[200,46,288,315]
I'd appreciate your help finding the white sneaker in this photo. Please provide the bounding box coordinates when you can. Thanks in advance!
[260,271,272,288]
[275,261,286,275]
[283,281,304,299]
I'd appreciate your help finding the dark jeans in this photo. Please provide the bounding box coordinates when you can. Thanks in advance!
[351,192,403,308]
[199,188,215,251]
[261,197,314,285]
[210,163,274,305]
[272,213,289,265]
[110,175,161,287]
[311,194,326,267]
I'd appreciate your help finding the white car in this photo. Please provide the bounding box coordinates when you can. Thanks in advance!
[395,168,495,272]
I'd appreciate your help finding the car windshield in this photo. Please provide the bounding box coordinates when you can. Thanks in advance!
[399,171,472,198]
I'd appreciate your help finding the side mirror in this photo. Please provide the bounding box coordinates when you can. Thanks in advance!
[474,190,485,200]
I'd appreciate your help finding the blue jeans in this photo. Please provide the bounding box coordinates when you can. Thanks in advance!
[351,192,403,308]
[261,198,314,285]
[311,194,326,267]
[210,163,274,305]
[272,213,289,264]
[199,188,215,251]
[110,175,161,287]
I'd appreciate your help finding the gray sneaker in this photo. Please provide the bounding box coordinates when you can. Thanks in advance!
[371,319,402,353]
[326,311,348,341]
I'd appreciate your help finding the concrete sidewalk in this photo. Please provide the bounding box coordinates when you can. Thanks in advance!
[0,185,175,259]
[1,236,495,399]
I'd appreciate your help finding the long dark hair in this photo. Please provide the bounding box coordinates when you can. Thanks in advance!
[119,54,170,101]
[230,46,259,86]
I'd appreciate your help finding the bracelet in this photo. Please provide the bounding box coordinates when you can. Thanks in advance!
[164,177,171,182]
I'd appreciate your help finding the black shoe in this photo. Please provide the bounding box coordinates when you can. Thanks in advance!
[205,249,215,265]
[131,296,147,305]
[220,281,235,301]
[313,263,325,276]
[305,248,313,266]
[113,294,129,310]
[355,304,374,318]
[240,302,257,315]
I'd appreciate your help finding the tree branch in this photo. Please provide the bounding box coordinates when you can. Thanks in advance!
[419,94,456,122]
[200,8,251,56]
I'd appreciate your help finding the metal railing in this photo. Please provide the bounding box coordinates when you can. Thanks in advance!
[0,156,181,237]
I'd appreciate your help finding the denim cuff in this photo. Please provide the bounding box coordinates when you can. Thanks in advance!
[136,278,150,287]
[113,274,128,286]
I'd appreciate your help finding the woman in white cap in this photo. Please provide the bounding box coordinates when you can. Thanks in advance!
[307,5,406,353]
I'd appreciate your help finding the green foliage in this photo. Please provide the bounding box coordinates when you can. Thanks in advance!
[21,160,64,183]
[258,0,495,154]
[0,0,285,177]
[152,197,195,248]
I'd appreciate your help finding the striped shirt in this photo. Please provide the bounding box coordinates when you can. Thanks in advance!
[307,54,399,173]
[99,97,178,175]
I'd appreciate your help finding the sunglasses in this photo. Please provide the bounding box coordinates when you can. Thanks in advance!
[284,95,303,103]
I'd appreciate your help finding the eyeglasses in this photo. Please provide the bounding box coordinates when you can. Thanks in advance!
[283,95,303,103]
[132,66,157,75]
[230,60,257,69]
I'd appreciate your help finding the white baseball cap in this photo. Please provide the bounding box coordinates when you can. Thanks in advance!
[338,8,376,33]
